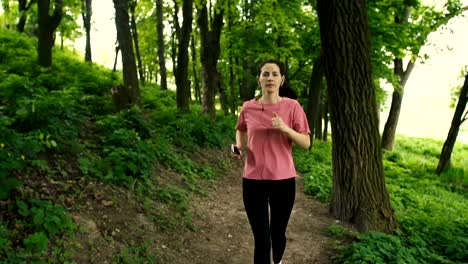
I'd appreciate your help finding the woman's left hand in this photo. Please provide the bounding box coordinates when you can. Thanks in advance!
[272,112,290,133]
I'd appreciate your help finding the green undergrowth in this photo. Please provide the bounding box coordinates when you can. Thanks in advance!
[0,29,235,262]
[294,136,468,263]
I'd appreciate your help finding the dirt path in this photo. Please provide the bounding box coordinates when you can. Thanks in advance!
[162,161,337,264]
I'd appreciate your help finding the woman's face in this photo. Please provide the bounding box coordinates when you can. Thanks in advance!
[258,63,284,95]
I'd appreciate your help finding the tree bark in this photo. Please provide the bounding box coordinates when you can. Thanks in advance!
[436,74,468,174]
[197,1,224,118]
[113,0,140,108]
[129,0,145,84]
[37,0,63,67]
[317,0,398,233]
[156,0,168,90]
[175,0,193,111]
[81,0,92,62]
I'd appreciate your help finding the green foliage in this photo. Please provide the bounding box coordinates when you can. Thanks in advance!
[113,240,159,264]
[297,136,467,263]
[294,141,332,202]
[326,223,348,237]
[0,198,75,262]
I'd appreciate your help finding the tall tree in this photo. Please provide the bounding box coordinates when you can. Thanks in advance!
[113,0,140,108]
[373,0,466,150]
[436,73,468,174]
[175,0,193,111]
[317,0,398,232]
[81,0,92,62]
[197,0,224,118]
[306,51,324,145]
[380,4,414,150]
[129,0,145,83]
[37,0,63,67]
[156,0,167,90]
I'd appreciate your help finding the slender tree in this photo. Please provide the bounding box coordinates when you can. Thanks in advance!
[377,1,466,150]
[317,0,398,233]
[175,0,193,111]
[156,0,168,90]
[381,4,415,150]
[306,52,324,145]
[190,33,201,103]
[113,0,140,108]
[81,0,92,62]
[436,74,468,174]
[129,0,145,83]
[17,0,35,32]
[37,0,63,67]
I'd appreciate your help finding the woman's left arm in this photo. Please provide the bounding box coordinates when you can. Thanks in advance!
[272,113,311,149]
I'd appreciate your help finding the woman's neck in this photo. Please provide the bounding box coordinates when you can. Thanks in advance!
[260,94,281,104]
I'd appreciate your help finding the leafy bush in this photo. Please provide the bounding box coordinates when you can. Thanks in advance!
[0,198,75,262]
[294,141,332,202]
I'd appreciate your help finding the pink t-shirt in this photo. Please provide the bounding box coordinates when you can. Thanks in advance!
[236,97,310,180]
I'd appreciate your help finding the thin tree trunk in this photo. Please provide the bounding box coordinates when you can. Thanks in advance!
[37,0,63,67]
[171,0,180,81]
[113,0,140,108]
[81,0,92,62]
[323,98,329,141]
[436,74,468,174]
[197,1,224,118]
[191,34,201,103]
[129,0,145,84]
[317,0,398,233]
[113,41,119,72]
[381,6,415,150]
[306,52,324,144]
[156,0,168,90]
[17,0,35,32]
[175,0,193,111]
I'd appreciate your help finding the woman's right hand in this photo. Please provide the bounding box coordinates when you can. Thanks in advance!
[230,144,242,159]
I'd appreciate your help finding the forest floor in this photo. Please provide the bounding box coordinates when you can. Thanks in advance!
[66,149,347,263]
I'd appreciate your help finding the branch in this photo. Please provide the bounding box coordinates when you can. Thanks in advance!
[461,110,468,124]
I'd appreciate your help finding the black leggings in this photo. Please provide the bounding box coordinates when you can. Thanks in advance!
[243,177,296,264]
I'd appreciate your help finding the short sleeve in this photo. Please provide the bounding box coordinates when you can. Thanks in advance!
[235,104,247,131]
[292,101,310,134]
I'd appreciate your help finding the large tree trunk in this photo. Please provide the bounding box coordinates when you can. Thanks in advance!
[37,0,63,67]
[129,0,145,84]
[317,0,398,233]
[436,74,468,174]
[113,0,140,108]
[81,0,92,62]
[306,52,324,144]
[156,0,168,90]
[197,1,224,118]
[175,0,193,111]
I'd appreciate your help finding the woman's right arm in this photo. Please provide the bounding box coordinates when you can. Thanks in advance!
[236,129,247,149]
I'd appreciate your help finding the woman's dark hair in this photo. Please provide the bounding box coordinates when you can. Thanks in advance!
[257,59,297,99]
